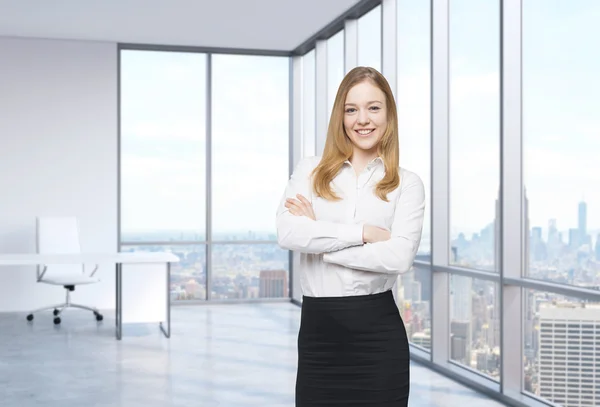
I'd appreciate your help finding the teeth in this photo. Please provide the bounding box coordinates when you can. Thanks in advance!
[357,129,373,135]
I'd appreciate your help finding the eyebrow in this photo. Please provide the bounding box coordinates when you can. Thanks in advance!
[344,101,383,106]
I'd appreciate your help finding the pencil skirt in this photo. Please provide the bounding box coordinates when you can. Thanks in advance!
[296,290,410,407]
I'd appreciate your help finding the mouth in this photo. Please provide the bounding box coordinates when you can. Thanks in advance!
[355,128,375,137]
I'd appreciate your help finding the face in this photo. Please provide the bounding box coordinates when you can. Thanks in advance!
[343,80,388,156]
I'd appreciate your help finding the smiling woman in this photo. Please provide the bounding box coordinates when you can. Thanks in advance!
[277,66,425,407]
[313,66,400,202]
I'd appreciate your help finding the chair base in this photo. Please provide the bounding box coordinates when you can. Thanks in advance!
[26,286,103,325]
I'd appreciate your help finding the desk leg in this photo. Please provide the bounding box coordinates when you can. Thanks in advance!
[159,262,171,338]
[115,263,122,340]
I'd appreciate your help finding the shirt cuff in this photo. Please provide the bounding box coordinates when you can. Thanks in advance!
[335,221,364,246]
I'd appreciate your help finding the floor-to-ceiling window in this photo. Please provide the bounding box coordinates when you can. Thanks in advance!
[396,0,432,351]
[119,50,208,301]
[447,0,501,379]
[302,49,316,158]
[449,0,500,273]
[210,54,290,300]
[326,30,344,122]
[522,0,600,404]
[358,5,382,72]
[119,49,290,301]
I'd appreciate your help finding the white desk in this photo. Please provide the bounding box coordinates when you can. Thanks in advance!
[0,252,179,340]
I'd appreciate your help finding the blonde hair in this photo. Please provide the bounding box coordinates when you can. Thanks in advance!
[311,66,400,202]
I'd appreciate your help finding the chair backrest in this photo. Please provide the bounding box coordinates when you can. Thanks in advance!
[36,216,84,280]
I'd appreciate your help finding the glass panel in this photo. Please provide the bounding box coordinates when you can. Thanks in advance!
[449,0,500,271]
[121,244,206,301]
[120,50,207,243]
[449,276,500,380]
[523,0,600,289]
[358,5,382,72]
[327,30,345,121]
[524,289,600,405]
[302,50,316,157]
[211,244,290,300]
[397,0,431,260]
[396,264,432,350]
[211,54,289,241]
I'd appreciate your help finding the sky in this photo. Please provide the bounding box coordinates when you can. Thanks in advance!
[120,52,289,238]
[447,0,600,237]
[120,51,208,236]
[119,0,600,242]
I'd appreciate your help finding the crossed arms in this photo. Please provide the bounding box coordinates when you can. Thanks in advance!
[275,158,425,275]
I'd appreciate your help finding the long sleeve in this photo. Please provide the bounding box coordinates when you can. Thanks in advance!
[322,171,425,274]
[276,157,365,254]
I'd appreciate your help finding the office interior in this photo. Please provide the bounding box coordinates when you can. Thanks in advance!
[0,0,598,406]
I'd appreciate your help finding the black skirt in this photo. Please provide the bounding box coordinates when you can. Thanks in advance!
[296,290,410,407]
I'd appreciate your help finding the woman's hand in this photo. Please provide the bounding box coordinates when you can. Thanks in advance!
[362,225,391,243]
[285,194,316,221]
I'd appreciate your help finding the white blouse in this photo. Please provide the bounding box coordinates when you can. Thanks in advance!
[276,155,425,298]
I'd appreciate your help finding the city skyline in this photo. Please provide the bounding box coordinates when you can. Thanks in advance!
[119,0,600,268]
[119,12,600,242]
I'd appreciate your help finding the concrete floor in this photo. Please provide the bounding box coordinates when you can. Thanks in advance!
[0,302,507,407]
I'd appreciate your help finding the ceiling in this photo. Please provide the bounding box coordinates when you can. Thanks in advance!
[0,0,363,52]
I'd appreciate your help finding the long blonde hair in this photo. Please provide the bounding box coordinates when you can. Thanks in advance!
[311,66,400,202]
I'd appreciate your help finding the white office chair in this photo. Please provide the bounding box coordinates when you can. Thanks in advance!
[26,216,103,325]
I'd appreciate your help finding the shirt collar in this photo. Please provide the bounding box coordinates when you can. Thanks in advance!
[369,157,384,168]
[344,156,383,167]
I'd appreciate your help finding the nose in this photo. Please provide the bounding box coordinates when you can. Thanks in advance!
[357,109,370,125]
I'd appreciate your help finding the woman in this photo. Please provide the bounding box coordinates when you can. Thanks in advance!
[276,66,425,406]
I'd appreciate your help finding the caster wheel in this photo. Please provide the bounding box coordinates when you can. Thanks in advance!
[53,317,61,325]
[96,314,103,322]
[26,314,34,321]
[53,309,59,316]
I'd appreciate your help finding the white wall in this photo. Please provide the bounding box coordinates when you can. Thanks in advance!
[0,37,118,312]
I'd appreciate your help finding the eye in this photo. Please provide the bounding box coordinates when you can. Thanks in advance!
[345,108,356,113]
[369,106,381,111]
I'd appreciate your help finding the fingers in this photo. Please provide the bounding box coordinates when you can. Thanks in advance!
[285,198,305,216]
[285,196,310,208]
[295,194,310,206]
[284,198,302,210]
[285,196,313,218]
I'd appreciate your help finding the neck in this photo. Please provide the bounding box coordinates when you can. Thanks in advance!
[350,148,379,174]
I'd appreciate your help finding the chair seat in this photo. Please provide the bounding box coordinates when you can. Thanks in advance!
[40,275,100,286]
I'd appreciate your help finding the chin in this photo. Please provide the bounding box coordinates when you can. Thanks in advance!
[352,137,380,150]
[354,144,379,154]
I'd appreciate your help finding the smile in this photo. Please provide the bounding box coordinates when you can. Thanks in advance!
[355,129,375,136]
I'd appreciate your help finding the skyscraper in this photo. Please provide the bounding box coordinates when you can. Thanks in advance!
[578,200,587,244]
[450,275,472,366]
[259,269,288,298]
[538,302,600,407]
